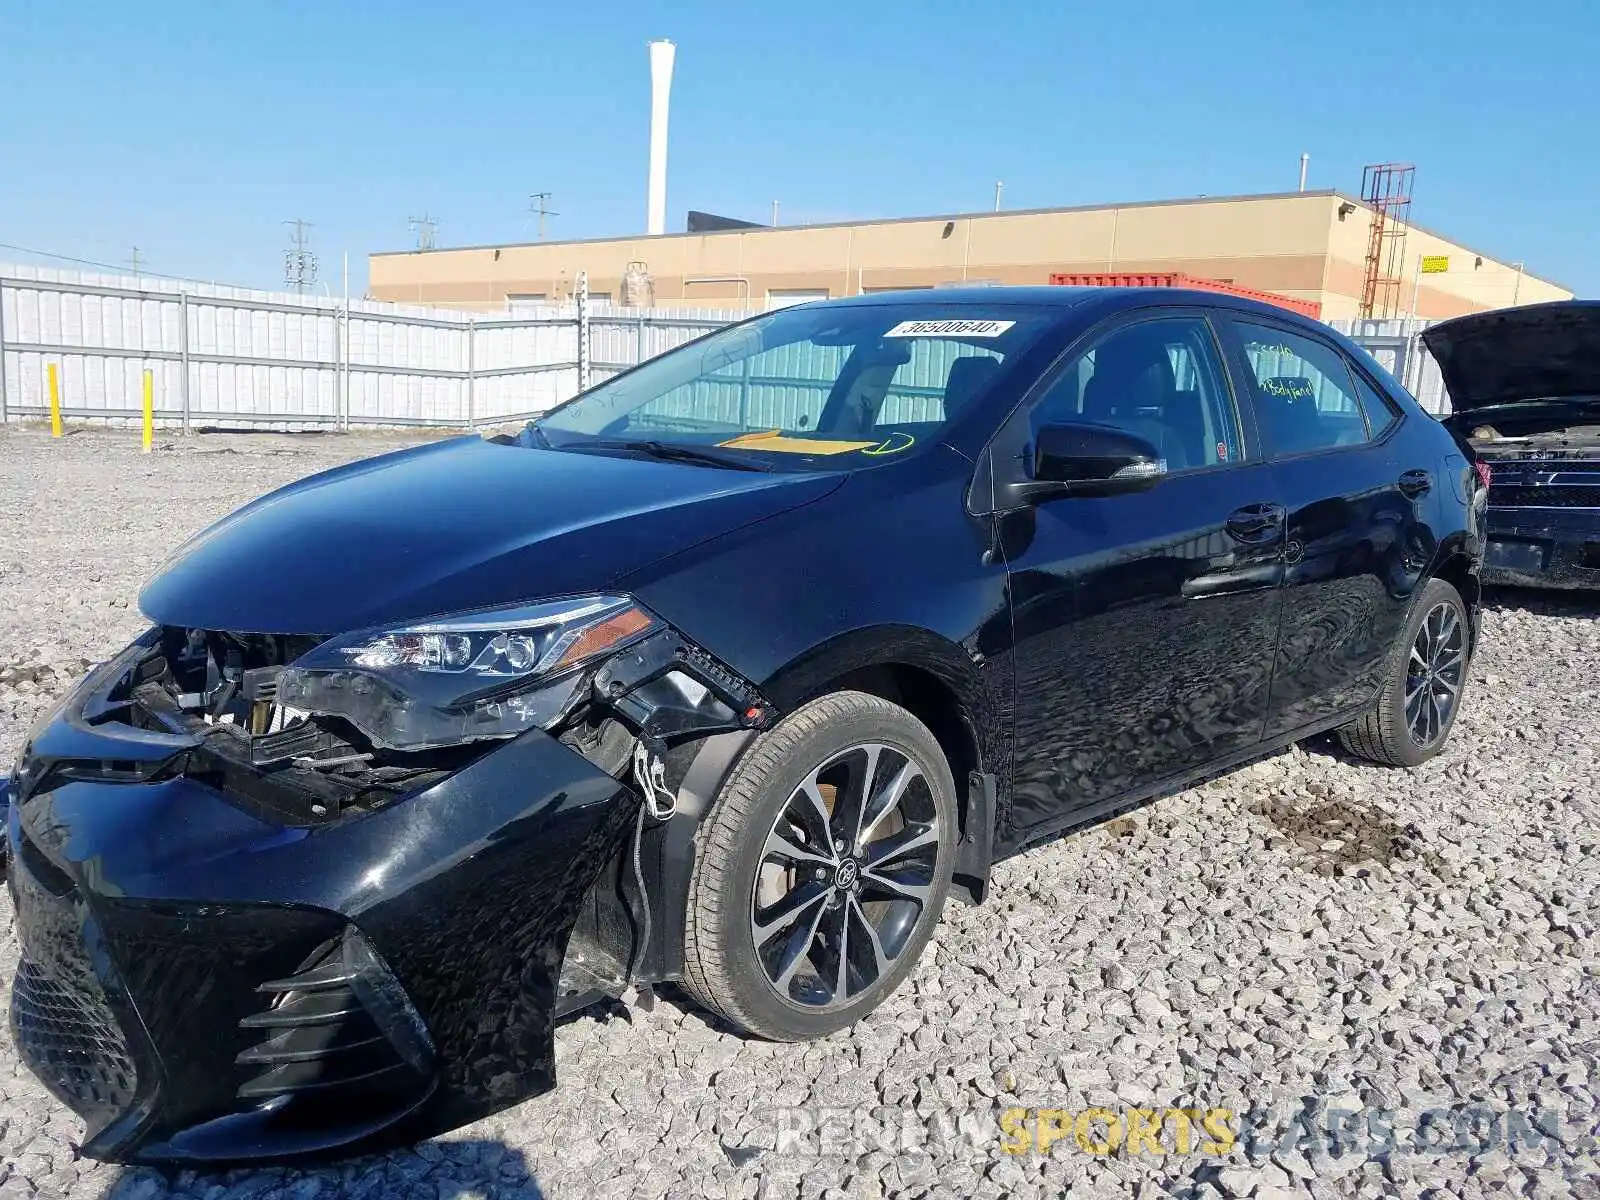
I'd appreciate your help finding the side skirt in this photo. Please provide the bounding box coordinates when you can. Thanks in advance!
[1005,704,1373,858]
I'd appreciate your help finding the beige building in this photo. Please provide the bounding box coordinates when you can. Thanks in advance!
[369,190,1569,320]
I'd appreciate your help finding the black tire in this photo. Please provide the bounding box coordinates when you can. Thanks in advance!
[1338,578,1470,767]
[682,690,957,1040]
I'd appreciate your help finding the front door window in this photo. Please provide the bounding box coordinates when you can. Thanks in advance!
[1030,317,1244,470]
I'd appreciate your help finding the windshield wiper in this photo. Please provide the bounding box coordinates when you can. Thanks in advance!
[579,438,770,472]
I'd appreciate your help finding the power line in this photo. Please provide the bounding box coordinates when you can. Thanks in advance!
[283,218,319,293]
[408,214,438,251]
[528,192,559,239]
[0,240,319,294]
[0,240,204,281]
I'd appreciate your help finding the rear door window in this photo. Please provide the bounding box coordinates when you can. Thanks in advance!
[1232,322,1372,456]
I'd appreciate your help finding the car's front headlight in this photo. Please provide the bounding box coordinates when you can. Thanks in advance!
[277,595,658,751]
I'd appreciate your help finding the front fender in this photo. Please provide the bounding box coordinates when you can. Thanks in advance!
[759,623,983,713]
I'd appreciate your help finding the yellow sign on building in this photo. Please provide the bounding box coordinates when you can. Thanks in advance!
[1421,255,1450,274]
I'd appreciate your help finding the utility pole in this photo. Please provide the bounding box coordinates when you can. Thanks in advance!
[993,181,1004,212]
[771,200,780,226]
[408,214,438,251]
[528,192,559,240]
[128,246,144,277]
[282,219,319,294]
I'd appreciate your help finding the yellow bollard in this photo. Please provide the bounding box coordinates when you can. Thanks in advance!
[142,369,154,453]
[47,362,62,437]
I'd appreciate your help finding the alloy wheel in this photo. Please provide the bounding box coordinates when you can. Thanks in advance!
[749,743,941,1009]
[1406,601,1466,746]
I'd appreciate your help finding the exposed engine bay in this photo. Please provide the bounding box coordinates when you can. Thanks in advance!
[101,621,773,827]
[1448,399,1600,462]
[1443,395,1600,590]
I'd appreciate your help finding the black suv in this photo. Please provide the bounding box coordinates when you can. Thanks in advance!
[4,287,1484,1163]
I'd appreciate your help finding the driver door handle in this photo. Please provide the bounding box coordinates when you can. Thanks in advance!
[1225,502,1285,543]
[1399,469,1433,498]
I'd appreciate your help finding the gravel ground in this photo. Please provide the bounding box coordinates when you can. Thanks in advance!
[0,426,1596,1200]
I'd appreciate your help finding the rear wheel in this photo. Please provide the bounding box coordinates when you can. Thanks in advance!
[1339,578,1470,767]
[682,691,956,1040]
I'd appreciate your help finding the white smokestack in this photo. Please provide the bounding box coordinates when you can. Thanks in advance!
[647,40,675,236]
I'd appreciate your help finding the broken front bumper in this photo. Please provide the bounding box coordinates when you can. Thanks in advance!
[4,643,638,1164]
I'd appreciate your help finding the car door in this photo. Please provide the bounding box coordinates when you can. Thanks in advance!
[1217,315,1428,740]
[984,309,1286,840]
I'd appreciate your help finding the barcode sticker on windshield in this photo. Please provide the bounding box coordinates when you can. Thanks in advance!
[884,319,1015,338]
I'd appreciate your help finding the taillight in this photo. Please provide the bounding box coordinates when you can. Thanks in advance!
[1473,461,1492,491]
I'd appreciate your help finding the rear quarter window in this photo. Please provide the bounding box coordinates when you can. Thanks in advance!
[1348,367,1402,440]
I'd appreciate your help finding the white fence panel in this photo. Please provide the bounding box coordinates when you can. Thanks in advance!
[588,306,743,387]
[2,268,1464,431]
[0,266,551,430]
[468,307,580,424]
[1330,318,1451,415]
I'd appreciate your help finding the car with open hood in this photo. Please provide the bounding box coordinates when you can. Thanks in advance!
[1425,300,1600,589]
[3,287,1483,1163]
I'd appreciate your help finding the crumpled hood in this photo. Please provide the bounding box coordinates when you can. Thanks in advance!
[140,435,842,634]
[1422,301,1600,411]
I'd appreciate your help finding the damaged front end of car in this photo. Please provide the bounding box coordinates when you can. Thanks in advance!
[5,601,773,1164]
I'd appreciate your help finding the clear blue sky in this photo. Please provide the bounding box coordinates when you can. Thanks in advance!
[2,0,1595,296]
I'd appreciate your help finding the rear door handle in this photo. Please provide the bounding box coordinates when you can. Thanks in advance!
[1399,469,1433,498]
[1225,502,1285,543]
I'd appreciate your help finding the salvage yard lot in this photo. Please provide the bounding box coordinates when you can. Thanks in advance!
[0,427,1596,1200]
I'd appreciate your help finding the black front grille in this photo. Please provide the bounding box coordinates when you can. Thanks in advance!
[1490,484,1600,509]
[9,842,139,1123]
[11,960,138,1115]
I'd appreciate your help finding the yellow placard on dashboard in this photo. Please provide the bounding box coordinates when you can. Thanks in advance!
[718,430,878,455]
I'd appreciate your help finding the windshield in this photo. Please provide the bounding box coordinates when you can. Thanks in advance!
[537,303,1056,467]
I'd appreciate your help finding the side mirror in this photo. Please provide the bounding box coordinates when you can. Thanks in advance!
[1005,421,1166,505]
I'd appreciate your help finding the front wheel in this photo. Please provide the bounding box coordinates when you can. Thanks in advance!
[682,691,957,1040]
[1339,578,1470,767]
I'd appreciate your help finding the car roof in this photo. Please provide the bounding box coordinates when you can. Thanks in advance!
[821,286,1094,308]
[819,285,1327,329]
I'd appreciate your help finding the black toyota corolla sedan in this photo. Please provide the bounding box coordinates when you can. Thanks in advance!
[3,287,1484,1163]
